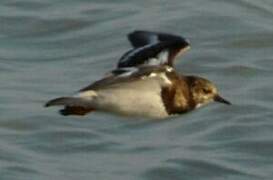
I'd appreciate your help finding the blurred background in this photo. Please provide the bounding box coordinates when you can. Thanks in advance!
[0,0,273,179]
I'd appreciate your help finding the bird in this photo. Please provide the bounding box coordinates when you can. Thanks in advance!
[45,30,231,118]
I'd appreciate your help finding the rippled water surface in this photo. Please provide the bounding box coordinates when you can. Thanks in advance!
[1,0,273,179]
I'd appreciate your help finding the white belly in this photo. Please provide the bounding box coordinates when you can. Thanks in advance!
[88,79,168,118]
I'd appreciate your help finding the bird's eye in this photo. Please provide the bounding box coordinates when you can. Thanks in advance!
[202,88,211,94]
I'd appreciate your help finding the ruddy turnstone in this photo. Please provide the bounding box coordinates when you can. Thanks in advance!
[45,30,231,118]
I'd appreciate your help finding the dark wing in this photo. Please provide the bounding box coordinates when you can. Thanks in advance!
[79,66,173,91]
[127,31,159,47]
[128,30,189,47]
[118,31,190,68]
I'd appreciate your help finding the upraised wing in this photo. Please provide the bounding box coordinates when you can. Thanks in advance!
[117,30,190,68]
[79,65,174,91]
[127,30,189,48]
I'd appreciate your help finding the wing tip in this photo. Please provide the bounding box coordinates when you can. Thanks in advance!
[129,30,191,45]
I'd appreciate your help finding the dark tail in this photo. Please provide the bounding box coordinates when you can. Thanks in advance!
[60,106,95,116]
[45,97,95,116]
[45,97,88,107]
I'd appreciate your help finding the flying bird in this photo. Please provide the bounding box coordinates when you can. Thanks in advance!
[45,30,231,118]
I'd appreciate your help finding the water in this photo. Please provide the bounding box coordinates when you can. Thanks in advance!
[1,0,273,179]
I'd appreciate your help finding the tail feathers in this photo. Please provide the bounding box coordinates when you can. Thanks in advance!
[45,97,89,107]
[60,106,94,116]
[45,97,95,116]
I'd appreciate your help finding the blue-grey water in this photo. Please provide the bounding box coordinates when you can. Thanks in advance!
[1,0,273,179]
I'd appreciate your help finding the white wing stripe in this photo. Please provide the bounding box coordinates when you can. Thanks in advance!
[119,43,157,63]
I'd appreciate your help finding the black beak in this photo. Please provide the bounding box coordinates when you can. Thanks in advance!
[214,95,231,105]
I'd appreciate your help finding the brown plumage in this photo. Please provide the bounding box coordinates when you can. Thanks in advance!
[160,70,195,114]
[45,30,231,118]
